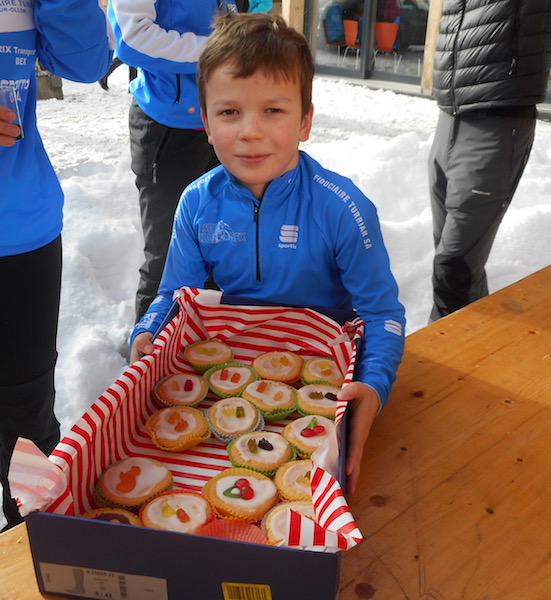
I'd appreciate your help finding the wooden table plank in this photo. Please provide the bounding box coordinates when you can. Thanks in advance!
[2,266,550,600]
[339,266,551,599]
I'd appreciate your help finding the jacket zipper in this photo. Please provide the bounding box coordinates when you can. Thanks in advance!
[508,0,520,75]
[175,74,181,104]
[254,202,261,282]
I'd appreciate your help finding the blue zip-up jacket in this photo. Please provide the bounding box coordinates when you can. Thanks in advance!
[134,151,406,406]
[108,0,237,129]
[0,0,112,257]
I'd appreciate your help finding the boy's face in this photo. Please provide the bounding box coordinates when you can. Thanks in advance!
[201,63,313,199]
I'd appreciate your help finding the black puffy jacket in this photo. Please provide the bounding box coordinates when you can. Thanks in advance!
[433,0,551,115]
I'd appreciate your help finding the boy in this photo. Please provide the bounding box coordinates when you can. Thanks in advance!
[130,12,405,495]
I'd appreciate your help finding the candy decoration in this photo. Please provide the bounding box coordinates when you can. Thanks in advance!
[300,417,326,438]
[235,406,245,418]
[174,419,189,432]
[183,378,193,392]
[223,478,255,500]
[176,508,190,523]
[258,438,274,451]
[257,381,269,393]
[247,438,258,454]
[116,465,141,493]
[220,369,229,381]
[230,372,240,383]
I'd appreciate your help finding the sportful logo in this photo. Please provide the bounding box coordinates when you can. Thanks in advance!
[199,221,246,244]
[278,225,298,249]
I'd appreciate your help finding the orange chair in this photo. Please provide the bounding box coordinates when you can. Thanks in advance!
[322,18,343,63]
[342,19,360,68]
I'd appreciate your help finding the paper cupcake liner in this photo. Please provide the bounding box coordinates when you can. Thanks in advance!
[257,405,297,422]
[284,441,312,460]
[206,412,265,446]
[197,518,269,545]
[146,425,211,452]
[202,467,278,523]
[204,363,260,399]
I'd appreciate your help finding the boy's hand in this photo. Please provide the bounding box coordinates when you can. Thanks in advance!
[0,105,21,146]
[130,332,155,364]
[337,382,380,496]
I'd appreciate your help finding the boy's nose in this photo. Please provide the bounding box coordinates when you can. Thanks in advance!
[240,114,262,139]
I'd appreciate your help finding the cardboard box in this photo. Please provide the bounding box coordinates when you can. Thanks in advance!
[22,288,365,600]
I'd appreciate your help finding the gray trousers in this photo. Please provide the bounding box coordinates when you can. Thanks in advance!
[428,107,536,321]
[129,101,219,321]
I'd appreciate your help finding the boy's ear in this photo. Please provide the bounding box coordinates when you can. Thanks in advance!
[201,109,213,145]
[299,104,314,143]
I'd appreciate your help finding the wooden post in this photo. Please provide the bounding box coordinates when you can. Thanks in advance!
[420,0,442,96]
[281,0,304,32]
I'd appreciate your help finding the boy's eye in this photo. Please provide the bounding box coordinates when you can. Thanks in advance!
[219,109,237,116]
[266,107,284,114]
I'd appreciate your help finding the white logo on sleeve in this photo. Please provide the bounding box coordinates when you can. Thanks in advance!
[278,225,298,248]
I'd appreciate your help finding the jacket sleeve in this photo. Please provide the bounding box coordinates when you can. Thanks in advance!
[108,0,210,75]
[131,187,210,347]
[334,191,405,408]
[34,0,113,82]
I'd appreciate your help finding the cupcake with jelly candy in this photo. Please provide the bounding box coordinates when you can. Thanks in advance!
[227,431,294,477]
[252,351,303,384]
[295,383,340,419]
[281,415,336,458]
[183,340,233,374]
[140,490,214,534]
[82,507,141,526]
[145,406,210,452]
[301,356,344,387]
[204,363,258,398]
[153,372,208,407]
[241,379,296,421]
[202,467,279,523]
[262,500,315,545]
[274,459,313,501]
[95,457,173,511]
[207,397,264,444]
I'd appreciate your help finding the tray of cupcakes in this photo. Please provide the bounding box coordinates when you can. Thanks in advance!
[14,287,365,555]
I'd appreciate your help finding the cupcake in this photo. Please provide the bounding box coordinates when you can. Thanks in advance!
[301,356,344,387]
[227,431,294,477]
[140,490,214,534]
[197,519,269,545]
[183,340,233,374]
[274,459,313,501]
[261,500,315,545]
[295,383,340,419]
[82,507,141,526]
[281,415,336,458]
[145,406,210,452]
[206,397,264,444]
[252,351,303,384]
[241,379,296,421]
[95,457,173,511]
[202,467,279,523]
[204,363,258,398]
[153,372,208,407]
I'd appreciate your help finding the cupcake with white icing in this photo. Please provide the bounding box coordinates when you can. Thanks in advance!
[207,397,264,444]
[227,431,294,477]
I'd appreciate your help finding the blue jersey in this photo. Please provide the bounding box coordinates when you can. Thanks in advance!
[0,0,112,256]
[108,0,238,129]
[134,151,405,405]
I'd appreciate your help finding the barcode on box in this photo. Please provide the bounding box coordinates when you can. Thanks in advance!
[222,582,273,600]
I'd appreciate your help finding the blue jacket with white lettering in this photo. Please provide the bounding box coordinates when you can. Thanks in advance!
[133,151,406,406]
[0,0,112,256]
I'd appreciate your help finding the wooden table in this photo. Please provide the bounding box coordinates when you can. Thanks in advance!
[2,265,551,599]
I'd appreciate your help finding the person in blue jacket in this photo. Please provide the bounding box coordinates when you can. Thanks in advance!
[131,12,406,496]
[108,0,239,324]
[249,0,273,12]
[0,0,112,530]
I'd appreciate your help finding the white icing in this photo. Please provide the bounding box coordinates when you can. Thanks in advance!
[244,380,294,408]
[102,458,169,499]
[209,367,253,392]
[143,493,210,533]
[298,384,339,409]
[187,341,231,363]
[285,416,336,451]
[233,432,289,464]
[254,352,300,376]
[210,398,257,434]
[282,461,312,497]
[214,475,276,509]
[152,409,199,442]
[157,374,205,403]
[267,502,315,542]
[304,358,342,383]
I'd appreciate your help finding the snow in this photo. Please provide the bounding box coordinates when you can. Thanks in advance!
[2,67,551,528]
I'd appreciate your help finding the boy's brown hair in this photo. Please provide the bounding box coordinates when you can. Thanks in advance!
[197,12,314,117]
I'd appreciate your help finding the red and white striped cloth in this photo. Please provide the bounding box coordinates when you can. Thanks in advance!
[10,288,364,551]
